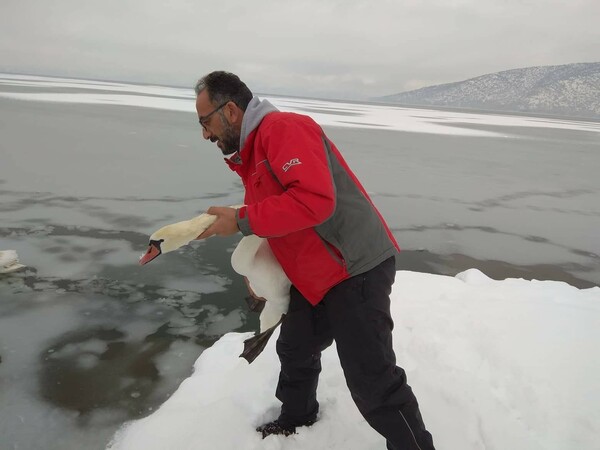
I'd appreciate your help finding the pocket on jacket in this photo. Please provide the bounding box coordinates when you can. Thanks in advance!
[251,161,283,196]
[251,163,269,186]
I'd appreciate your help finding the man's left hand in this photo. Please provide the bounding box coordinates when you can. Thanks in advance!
[196,206,239,239]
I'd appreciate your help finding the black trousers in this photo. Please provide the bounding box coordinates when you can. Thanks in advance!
[275,257,435,450]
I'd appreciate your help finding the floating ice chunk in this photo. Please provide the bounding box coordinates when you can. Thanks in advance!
[0,250,26,274]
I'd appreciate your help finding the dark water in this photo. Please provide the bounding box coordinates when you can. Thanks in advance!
[0,95,599,450]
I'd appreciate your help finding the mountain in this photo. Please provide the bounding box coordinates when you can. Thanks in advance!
[377,62,600,119]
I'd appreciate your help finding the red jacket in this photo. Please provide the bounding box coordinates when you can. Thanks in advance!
[230,100,399,304]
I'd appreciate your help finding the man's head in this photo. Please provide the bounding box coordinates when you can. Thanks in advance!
[194,71,253,155]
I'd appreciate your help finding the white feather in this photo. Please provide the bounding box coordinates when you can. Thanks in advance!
[231,235,291,331]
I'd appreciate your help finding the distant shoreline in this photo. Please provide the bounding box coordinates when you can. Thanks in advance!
[3,71,599,124]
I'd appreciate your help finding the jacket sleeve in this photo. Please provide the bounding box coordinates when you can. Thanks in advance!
[237,117,336,238]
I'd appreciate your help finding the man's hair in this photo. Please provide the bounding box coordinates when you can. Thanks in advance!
[194,71,253,111]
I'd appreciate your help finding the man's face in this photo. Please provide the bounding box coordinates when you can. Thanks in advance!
[195,90,241,156]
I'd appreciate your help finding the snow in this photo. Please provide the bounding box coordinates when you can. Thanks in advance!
[107,270,600,450]
[2,73,600,138]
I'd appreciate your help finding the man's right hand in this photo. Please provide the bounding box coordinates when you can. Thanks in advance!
[196,206,240,239]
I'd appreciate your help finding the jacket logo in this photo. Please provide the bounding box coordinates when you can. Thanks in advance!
[282,158,302,172]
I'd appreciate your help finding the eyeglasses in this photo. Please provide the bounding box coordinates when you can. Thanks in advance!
[198,101,229,131]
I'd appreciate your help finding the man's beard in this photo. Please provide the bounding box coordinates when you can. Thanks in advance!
[218,116,240,156]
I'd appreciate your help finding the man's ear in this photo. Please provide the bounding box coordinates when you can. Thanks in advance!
[225,102,243,125]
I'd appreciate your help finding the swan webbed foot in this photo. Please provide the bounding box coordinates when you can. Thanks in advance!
[239,315,285,363]
[244,296,266,313]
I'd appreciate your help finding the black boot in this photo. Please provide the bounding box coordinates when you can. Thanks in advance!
[256,419,315,439]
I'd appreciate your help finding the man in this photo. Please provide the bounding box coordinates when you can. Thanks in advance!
[195,71,435,450]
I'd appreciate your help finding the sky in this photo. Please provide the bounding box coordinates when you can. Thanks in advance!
[1,0,599,100]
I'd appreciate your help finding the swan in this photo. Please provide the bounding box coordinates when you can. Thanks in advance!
[139,211,291,362]
[0,250,26,274]
[231,234,290,334]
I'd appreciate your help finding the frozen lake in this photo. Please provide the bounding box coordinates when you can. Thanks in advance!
[1,74,599,449]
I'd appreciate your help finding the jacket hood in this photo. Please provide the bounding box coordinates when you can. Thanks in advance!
[240,96,279,151]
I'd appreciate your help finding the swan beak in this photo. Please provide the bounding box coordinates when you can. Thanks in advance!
[139,241,162,265]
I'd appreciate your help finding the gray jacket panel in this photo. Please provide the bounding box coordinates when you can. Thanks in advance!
[314,136,398,277]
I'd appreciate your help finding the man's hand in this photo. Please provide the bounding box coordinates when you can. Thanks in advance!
[196,206,239,239]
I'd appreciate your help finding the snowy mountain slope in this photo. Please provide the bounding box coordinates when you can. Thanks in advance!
[377,62,600,118]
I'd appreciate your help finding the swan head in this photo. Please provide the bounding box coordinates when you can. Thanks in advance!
[139,221,201,265]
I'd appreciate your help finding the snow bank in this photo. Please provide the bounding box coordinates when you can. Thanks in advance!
[107,270,600,450]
